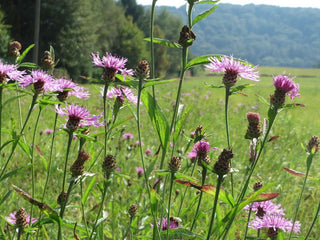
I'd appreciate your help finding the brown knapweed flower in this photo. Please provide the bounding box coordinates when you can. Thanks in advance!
[178,25,196,47]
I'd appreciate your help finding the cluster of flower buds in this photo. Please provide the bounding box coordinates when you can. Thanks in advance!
[168,156,181,173]
[213,148,234,176]
[245,112,262,139]
[7,41,22,59]
[178,25,196,47]
[70,150,90,177]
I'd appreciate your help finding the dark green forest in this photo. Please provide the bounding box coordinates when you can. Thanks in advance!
[0,1,320,81]
[166,3,320,68]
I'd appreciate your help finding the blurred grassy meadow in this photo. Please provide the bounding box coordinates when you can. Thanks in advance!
[1,65,320,238]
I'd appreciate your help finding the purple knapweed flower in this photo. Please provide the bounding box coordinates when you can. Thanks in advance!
[92,52,133,81]
[145,149,152,156]
[5,211,38,225]
[157,217,181,231]
[0,60,25,84]
[249,214,300,237]
[206,56,259,87]
[17,69,55,93]
[244,201,285,219]
[101,86,138,105]
[123,133,134,140]
[44,129,54,134]
[136,167,144,178]
[55,104,103,131]
[55,78,90,101]
[273,75,300,100]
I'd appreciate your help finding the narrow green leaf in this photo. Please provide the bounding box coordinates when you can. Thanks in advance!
[256,94,270,106]
[154,170,170,176]
[38,99,62,106]
[229,84,255,95]
[141,90,170,150]
[283,167,317,179]
[174,172,198,182]
[109,115,135,131]
[150,189,159,213]
[192,5,218,27]
[185,54,222,70]
[0,139,15,152]
[16,44,35,65]
[208,85,224,89]
[196,0,220,4]
[144,38,182,48]
[18,140,32,159]
[142,78,178,89]
[18,62,39,69]
[282,103,306,109]
[0,190,12,206]
[82,176,96,205]
[49,45,55,62]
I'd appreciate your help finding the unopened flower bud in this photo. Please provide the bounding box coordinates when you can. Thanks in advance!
[8,41,22,59]
[57,191,67,206]
[307,136,319,154]
[70,150,90,177]
[102,154,117,177]
[168,156,181,173]
[135,60,150,79]
[128,203,138,218]
[253,181,263,191]
[15,208,28,232]
[213,148,233,176]
[245,112,262,139]
[178,25,196,47]
[41,51,55,70]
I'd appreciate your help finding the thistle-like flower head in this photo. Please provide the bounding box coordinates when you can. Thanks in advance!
[0,60,25,84]
[55,78,90,101]
[273,75,300,100]
[18,69,55,93]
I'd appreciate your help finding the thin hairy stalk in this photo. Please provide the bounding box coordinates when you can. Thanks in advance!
[244,204,253,239]
[29,107,42,224]
[89,180,109,240]
[207,175,224,240]
[103,83,109,157]
[41,112,58,201]
[190,167,207,231]
[177,160,197,216]
[222,108,278,239]
[0,93,38,179]
[60,179,75,218]
[305,198,320,239]
[166,172,175,239]
[15,85,24,136]
[288,165,310,239]
[59,131,73,216]
[187,1,194,28]
[136,76,160,239]
[80,179,89,237]
[150,0,157,98]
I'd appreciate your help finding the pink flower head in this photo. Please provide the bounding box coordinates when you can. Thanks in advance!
[5,210,38,225]
[206,56,259,86]
[136,167,144,178]
[249,214,301,235]
[91,52,133,76]
[0,60,25,84]
[273,75,300,100]
[244,201,285,218]
[157,217,181,231]
[55,104,103,131]
[145,149,152,156]
[44,129,54,134]
[18,69,55,93]
[101,86,138,105]
[123,133,134,139]
[55,78,90,101]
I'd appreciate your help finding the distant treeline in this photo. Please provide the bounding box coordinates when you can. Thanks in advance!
[0,0,183,81]
[164,3,320,68]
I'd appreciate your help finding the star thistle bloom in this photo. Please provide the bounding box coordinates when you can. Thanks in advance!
[205,56,259,87]
[157,217,181,231]
[55,104,102,131]
[17,69,55,93]
[101,86,138,105]
[5,209,38,226]
[249,214,301,238]
[91,52,133,82]
[0,60,25,84]
[55,78,90,101]
[271,75,300,107]
[244,201,285,219]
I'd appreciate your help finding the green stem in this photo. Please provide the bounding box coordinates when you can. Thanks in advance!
[0,93,38,179]
[29,107,42,223]
[0,85,3,153]
[89,179,109,240]
[103,83,109,157]
[190,167,207,231]
[136,76,160,239]
[60,179,75,218]
[80,179,90,237]
[177,160,197,216]
[289,161,311,239]
[207,175,224,240]
[166,172,175,239]
[187,2,194,28]
[244,205,253,239]
[59,131,73,216]
[150,0,157,98]
[41,112,58,201]
[305,197,320,239]
[222,108,278,239]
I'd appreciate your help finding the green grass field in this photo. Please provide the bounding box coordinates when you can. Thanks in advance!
[1,66,320,239]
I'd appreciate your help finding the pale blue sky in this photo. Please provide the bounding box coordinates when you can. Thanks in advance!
[136,0,320,8]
